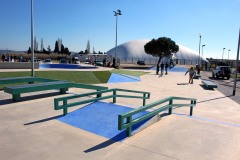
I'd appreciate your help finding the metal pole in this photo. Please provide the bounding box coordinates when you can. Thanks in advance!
[228,49,231,65]
[31,0,34,77]
[115,14,118,66]
[222,48,225,62]
[201,45,205,68]
[198,34,201,65]
[233,28,240,96]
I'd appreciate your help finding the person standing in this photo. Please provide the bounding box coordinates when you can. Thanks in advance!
[159,63,164,77]
[185,67,196,84]
[165,63,169,75]
[2,54,5,62]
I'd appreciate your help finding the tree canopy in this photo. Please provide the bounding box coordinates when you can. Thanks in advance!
[144,37,179,57]
[144,37,179,74]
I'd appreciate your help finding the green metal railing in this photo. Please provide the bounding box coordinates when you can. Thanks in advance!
[118,96,197,137]
[54,88,150,115]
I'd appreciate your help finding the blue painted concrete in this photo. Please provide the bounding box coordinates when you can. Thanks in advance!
[108,73,140,83]
[40,64,97,69]
[149,66,188,72]
[58,101,150,142]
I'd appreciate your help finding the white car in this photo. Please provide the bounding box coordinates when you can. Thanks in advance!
[44,59,52,64]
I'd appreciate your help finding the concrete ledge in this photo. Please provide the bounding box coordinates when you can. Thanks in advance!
[0,62,39,69]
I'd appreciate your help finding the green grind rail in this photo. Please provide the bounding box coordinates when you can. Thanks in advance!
[54,88,150,115]
[118,96,197,137]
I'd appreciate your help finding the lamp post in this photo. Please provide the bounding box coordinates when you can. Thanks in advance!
[201,44,205,67]
[222,48,225,62]
[31,0,34,77]
[228,49,231,60]
[113,10,122,68]
[228,49,231,65]
[198,33,202,65]
[233,28,240,96]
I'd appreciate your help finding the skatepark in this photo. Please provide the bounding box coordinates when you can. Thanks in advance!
[1,66,240,160]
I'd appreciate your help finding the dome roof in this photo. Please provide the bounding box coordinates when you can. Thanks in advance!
[106,40,208,64]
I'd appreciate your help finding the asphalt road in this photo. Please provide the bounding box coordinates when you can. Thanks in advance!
[201,71,240,105]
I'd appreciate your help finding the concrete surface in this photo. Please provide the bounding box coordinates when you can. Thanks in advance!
[1,68,240,160]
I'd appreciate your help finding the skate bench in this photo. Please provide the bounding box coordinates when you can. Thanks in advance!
[0,76,55,84]
[193,74,201,79]
[4,81,72,102]
[202,80,218,89]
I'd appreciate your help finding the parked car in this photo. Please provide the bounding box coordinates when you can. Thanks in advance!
[73,57,80,64]
[137,60,145,65]
[85,58,91,64]
[44,59,52,64]
[33,58,42,63]
[59,59,68,64]
[212,66,231,79]
[94,60,103,66]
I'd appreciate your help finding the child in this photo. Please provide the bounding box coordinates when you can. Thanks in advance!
[185,67,196,84]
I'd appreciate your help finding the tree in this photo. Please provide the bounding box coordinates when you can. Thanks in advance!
[144,37,179,74]
[64,47,70,55]
[79,51,84,54]
[27,47,31,54]
[47,45,51,53]
[61,44,65,54]
[54,41,59,53]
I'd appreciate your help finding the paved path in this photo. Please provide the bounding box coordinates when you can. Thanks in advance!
[1,69,240,160]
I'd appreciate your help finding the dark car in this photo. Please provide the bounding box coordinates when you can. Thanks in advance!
[212,66,231,79]
[137,60,145,65]
[59,59,68,64]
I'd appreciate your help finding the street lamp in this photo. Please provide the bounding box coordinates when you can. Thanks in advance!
[233,28,240,96]
[198,33,202,65]
[113,9,122,68]
[228,49,231,61]
[228,49,231,66]
[31,0,35,77]
[222,48,225,62]
[201,44,205,67]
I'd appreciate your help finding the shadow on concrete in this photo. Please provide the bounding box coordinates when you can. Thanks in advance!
[24,115,63,125]
[0,92,63,105]
[197,95,233,104]
[84,113,169,153]
[84,131,126,153]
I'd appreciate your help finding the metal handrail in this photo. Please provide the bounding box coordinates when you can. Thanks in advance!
[118,96,197,137]
[54,88,150,115]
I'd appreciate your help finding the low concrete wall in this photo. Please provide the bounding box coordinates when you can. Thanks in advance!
[0,62,39,69]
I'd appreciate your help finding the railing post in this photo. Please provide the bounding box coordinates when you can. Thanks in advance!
[190,100,194,116]
[168,99,173,115]
[63,99,68,115]
[143,93,146,106]
[113,90,116,103]
[96,90,102,98]
[126,116,132,137]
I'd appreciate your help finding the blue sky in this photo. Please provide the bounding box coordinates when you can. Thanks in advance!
[0,0,239,59]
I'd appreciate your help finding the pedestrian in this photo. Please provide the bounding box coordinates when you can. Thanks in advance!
[165,63,169,75]
[2,54,5,62]
[159,63,164,77]
[196,64,200,74]
[102,58,106,67]
[185,67,196,84]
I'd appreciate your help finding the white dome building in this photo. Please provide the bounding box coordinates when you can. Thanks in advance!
[106,40,208,65]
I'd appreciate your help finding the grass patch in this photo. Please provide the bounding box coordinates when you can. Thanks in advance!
[93,71,111,83]
[110,69,149,77]
[0,69,148,89]
[0,71,111,89]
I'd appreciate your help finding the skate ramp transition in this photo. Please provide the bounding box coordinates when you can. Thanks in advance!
[55,88,197,141]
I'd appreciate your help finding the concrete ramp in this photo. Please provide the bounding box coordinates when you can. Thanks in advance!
[57,101,151,142]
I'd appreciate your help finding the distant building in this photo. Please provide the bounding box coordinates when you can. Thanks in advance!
[106,40,208,65]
